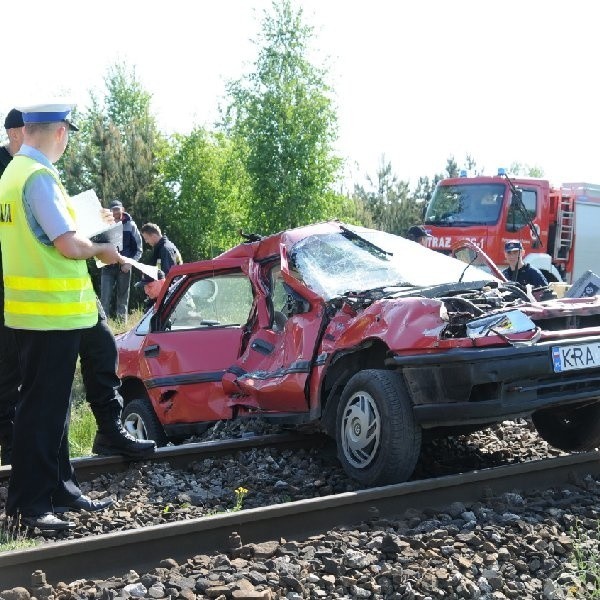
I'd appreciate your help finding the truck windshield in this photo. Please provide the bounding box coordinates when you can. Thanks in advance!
[424,183,505,226]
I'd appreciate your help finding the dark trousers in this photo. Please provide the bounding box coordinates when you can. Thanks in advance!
[100,265,131,321]
[79,311,123,411]
[0,322,20,449]
[0,310,124,465]
[6,329,82,516]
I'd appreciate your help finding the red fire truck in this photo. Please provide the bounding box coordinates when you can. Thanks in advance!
[423,170,600,283]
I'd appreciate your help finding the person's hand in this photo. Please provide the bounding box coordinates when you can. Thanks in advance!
[120,263,132,273]
[95,244,122,266]
[100,208,117,226]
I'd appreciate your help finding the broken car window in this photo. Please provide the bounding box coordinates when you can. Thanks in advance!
[288,227,497,300]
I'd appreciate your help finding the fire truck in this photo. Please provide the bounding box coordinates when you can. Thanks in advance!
[423,170,600,283]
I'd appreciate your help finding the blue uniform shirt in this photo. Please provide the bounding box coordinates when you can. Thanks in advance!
[17,144,75,245]
[502,263,548,287]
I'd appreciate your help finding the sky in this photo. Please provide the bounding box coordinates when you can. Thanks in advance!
[3,1,600,190]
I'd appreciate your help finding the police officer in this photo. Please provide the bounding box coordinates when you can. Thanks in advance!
[502,240,548,287]
[0,109,155,467]
[0,103,124,530]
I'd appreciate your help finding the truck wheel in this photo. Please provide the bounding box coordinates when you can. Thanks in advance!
[532,401,600,451]
[122,398,168,447]
[336,369,421,486]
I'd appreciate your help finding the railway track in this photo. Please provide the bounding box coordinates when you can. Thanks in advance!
[0,432,328,484]
[2,450,599,588]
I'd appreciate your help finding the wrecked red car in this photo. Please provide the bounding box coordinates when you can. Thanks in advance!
[116,221,600,485]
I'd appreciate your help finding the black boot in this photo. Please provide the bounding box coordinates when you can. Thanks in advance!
[91,402,156,458]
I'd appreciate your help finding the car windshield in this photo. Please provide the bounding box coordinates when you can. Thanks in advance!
[289,226,498,300]
[424,183,505,225]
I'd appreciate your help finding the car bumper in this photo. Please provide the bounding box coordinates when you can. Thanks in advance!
[385,337,600,427]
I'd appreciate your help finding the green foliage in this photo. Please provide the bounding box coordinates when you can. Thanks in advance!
[508,161,545,177]
[59,63,167,222]
[69,400,96,458]
[572,520,600,597]
[352,157,423,235]
[147,128,252,261]
[224,0,344,235]
[0,519,38,551]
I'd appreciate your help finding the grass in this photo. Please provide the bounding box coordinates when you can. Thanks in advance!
[0,518,38,552]
[572,521,600,597]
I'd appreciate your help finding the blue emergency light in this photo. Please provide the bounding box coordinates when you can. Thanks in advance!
[459,170,467,177]
[497,167,506,176]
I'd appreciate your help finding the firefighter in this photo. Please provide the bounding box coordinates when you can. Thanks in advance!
[407,225,432,247]
[502,240,548,288]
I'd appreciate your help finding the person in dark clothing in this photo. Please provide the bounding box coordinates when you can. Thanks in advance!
[0,109,155,468]
[407,225,432,247]
[141,223,183,275]
[0,109,24,176]
[502,240,548,287]
[0,109,25,462]
[100,200,143,323]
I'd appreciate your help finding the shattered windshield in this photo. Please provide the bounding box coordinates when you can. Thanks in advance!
[288,226,498,300]
[424,183,505,225]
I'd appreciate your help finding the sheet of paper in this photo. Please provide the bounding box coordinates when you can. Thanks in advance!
[121,258,160,280]
[70,189,120,239]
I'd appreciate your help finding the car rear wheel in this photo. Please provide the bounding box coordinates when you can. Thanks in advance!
[122,398,168,447]
[336,369,421,486]
[532,401,600,452]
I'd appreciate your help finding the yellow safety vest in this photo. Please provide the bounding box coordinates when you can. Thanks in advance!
[0,156,97,330]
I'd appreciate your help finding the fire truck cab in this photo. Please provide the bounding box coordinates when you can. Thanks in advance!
[423,171,600,283]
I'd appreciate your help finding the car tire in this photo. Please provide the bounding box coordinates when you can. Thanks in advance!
[532,401,600,452]
[336,369,421,486]
[122,398,168,447]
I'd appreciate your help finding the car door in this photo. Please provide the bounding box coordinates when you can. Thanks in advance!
[139,258,255,426]
[223,246,326,414]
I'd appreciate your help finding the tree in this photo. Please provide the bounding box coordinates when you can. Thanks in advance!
[223,0,344,234]
[59,63,167,221]
[150,128,251,261]
[508,161,545,177]
[352,157,422,235]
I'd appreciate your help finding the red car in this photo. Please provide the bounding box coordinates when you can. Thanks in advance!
[116,221,600,485]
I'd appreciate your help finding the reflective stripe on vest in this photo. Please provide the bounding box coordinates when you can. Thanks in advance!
[0,156,97,330]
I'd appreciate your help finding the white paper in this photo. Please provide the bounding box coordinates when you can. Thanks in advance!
[121,258,160,280]
[70,189,120,239]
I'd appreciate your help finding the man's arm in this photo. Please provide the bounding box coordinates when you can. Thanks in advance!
[53,231,121,265]
[530,267,548,287]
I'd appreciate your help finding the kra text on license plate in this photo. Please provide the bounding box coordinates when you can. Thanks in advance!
[552,343,600,373]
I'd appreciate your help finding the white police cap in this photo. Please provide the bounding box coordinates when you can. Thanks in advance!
[16,103,79,131]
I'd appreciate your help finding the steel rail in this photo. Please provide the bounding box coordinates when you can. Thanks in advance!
[0,432,328,483]
[1,450,599,588]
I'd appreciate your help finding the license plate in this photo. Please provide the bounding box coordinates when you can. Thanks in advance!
[552,343,600,373]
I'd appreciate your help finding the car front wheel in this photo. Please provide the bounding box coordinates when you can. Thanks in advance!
[336,369,421,486]
[532,401,600,451]
[122,398,168,447]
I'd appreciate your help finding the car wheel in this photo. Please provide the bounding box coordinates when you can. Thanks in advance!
[336,369,421,486]
[532,401,600,451]
[122,398,168,447]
